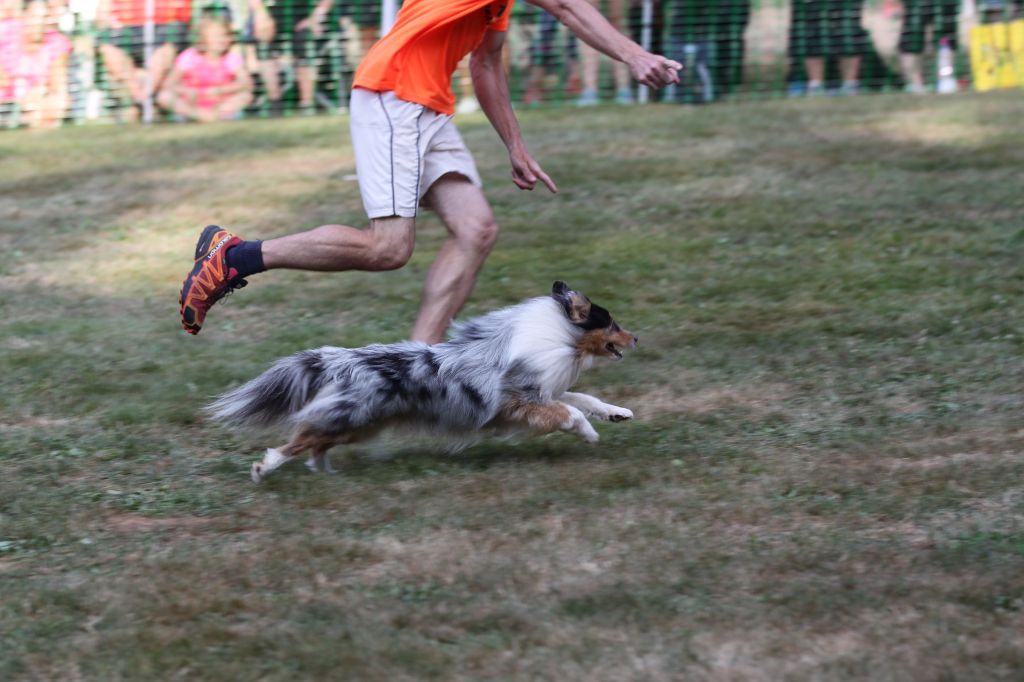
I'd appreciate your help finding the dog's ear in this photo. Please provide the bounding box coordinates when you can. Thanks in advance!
[552,281,571,297]
[551,281,591,324]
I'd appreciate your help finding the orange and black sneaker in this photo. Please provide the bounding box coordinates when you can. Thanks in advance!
[178,225,248,335]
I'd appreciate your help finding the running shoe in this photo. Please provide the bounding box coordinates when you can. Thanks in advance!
[178,225,247,335]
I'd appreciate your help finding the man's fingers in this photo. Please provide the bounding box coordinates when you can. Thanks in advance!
[512,174,535,190]
[535,167,558,193]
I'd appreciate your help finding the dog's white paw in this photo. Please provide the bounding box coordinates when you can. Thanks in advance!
[605,406,633,423]
[305,454,338,475]
[570,408,600,443]
[252,448,288,483]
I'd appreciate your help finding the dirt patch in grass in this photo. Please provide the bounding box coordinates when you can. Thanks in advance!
[633,381,792,419]
[105,514,213,533]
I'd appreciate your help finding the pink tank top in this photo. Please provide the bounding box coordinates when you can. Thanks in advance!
[175,47,243,108]
[0,23,71,102]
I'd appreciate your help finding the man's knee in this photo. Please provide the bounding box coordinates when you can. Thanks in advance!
[462,216,499,254]
[367,218,415,271]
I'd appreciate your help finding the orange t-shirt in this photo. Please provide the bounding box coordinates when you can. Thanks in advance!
[353,0,513,115]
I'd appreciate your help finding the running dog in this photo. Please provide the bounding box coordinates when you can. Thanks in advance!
[207,281,638,483]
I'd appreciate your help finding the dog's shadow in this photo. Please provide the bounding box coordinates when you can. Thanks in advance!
[243,434,607,485]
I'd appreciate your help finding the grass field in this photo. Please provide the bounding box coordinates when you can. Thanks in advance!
[2,93,1023,681]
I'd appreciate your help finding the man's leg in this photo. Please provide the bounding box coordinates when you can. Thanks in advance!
[410,174,499,344]
[179,217,415,334]
[261,216,415,271]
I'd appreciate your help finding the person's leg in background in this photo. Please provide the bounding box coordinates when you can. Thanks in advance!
[256,43,284,113]
[836,0,867,93]
[525,9,555,105]
[294,27,319,110]
[578,0,632,105]
[801,0,828,94]
[934,0,960,92]
[714,0,751,96]
[98,42,144,104]
[455,57,480,113]
[898,0,928,91]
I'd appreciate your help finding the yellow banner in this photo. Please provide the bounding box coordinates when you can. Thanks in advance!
[970,20,1024,91]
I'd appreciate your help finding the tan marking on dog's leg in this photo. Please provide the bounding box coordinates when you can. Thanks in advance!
[502,399,599,443]
[252,428,329,483]
[300,426,382,475]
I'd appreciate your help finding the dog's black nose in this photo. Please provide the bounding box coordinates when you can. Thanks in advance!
[633,335,639,346]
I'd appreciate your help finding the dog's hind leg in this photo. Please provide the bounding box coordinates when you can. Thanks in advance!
[251,428,332,483]
[560,392,634,423]
[502,399,599,443]
[302,427,379,475]
[305,447,338,475]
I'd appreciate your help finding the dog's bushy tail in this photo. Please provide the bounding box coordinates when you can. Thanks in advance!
[206,350,325,427]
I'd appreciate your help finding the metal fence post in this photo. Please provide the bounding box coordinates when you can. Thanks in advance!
[382,0,398,35]
[142,0,155,123]
[638,0,653,103]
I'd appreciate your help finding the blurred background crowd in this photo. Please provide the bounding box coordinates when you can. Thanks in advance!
[1,0,1021,129]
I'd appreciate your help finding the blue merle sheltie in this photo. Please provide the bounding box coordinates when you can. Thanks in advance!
[207,281,639,483]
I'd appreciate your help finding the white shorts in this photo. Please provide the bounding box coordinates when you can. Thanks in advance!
[350,88,483,219]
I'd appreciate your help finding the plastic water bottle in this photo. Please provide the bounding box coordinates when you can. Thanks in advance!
[937,37,957,94]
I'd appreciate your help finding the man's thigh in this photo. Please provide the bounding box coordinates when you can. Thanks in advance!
[351,89,450,220]
[420,121,483,207]
[424,174,496,237]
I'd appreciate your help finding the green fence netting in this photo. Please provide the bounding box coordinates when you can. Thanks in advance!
[0,0,1018,128]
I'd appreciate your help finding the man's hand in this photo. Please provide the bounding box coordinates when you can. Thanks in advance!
[295,13,325,37]
[626,51,683,89]
[510,147,558,193]
[253,7,275,43]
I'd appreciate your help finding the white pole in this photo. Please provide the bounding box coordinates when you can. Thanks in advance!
[142,0,155,123]
[638,0,653,104]
[381,0,398,35]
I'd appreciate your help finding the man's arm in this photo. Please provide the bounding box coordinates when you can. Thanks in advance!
[527,0,681,88]
[295,0,335,36]
[471,30,557,193]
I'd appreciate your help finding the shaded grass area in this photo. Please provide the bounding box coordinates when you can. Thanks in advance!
[1,93,1023,680]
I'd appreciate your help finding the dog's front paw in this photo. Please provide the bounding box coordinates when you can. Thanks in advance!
[564,406,600,443]
[580,423,600,443]
[605,405,634,422]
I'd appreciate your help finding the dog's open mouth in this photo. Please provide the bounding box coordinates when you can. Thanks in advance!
[605,342,623,360]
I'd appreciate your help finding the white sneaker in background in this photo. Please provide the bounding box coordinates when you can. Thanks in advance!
[456,97,480,114]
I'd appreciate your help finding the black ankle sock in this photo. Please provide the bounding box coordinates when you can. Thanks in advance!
[225,240,265,279]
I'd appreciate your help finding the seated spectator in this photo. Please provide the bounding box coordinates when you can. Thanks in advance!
[94,0,191,115]
[157,13,252,122]
[0,0,72,128]
[789,0,869,95]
